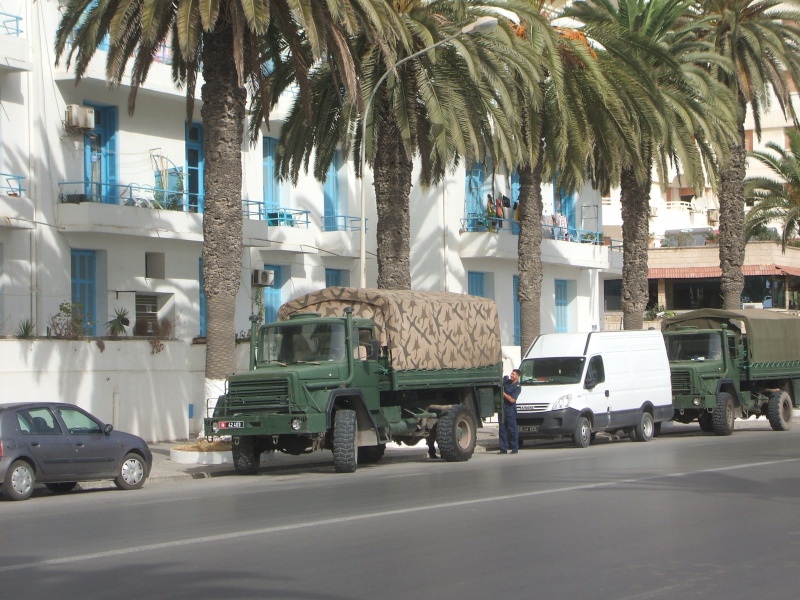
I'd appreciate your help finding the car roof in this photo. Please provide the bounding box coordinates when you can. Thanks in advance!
[0,402,79,412]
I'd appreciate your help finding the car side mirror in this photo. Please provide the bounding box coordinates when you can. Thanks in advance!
[104,423,114,435]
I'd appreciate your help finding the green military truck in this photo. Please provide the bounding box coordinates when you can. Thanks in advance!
[662,309,800,435]
[205,287,503,473]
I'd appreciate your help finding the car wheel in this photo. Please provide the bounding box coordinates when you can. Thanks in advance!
[2,460,35,501]
[573,416,592,448]
[333,409,358,473]
[45,482,78,494]
[114,452,148,490]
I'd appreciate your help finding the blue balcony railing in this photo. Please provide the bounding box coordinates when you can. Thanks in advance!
[242,200,310,228]
[323,214,363,232]
[1,173,25,196]
[58,180,204,213]
[0,12,22,37]
[461,213,604,245]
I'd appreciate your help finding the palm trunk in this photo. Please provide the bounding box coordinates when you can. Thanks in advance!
[201,12,247,387]
[517,151,544,352]
[620,165,651,330]
[373,112,412,290]
[718,103,747,310]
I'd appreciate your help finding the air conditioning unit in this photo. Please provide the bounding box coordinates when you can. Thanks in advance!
[707,208,719,224]
[65,104,95,129]
[252,269,274,287]
[649,205,658,217]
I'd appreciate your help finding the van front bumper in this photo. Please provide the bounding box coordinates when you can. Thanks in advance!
[516,408,581,437]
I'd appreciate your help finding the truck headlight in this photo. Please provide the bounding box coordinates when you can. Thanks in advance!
[552,394,572,410]
[693,398,701,406]
[291,418,303,431]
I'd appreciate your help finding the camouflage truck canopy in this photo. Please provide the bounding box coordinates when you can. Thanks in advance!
[278,287,501,371]
[662,309,800,364]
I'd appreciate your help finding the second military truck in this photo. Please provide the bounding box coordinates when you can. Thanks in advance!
[205,288,503,473]
[662,308,800,435]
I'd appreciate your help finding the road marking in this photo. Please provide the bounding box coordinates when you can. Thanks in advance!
[2,457,797,573]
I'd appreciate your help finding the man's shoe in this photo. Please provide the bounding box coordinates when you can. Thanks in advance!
[429,452,438,459]
[498,450,508,454]
[511,450,518,454]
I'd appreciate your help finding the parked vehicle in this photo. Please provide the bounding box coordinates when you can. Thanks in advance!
[0,402,152,501]
[662,308,800,434]
[516,330,673,447]
[205,287,503,473]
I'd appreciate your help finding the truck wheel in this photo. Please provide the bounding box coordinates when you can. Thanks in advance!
[437,405,477,462]
[633,412,654,442]
[698,412,714,432]
[233,436,259,475]
[768,391,793,431]
[333,409,358,473]
[358,444,386,464]
[573,416,592,448]
[713,392,735,436]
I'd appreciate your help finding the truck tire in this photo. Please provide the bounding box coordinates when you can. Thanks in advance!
[713,392,735,436]
[768,391,793,432]
[333,409,358,473]
[233,436,259,475]
[698,412,714,432]
[437,405,476,462]
[633,412,654,442]
[358,444,386,464]
[573,416,592,448]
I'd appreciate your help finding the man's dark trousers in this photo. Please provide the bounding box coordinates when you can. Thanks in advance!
[499,403,518,452]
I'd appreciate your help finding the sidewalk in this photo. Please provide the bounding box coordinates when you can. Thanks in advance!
[139,424,503,484]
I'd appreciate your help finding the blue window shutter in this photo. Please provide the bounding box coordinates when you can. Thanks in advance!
[263,138,279,213]
[555,279,569,333]
[262,265,282,324]
[514,275,521,346]
[468,272,485,297]
[465,163,486,216]
[71,250,97,336]
[105,106,118,203]
[326,269,341,288]
[186,122,204,212]
[323,151,341,231]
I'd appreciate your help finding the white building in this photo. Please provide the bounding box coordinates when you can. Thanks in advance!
[0,2,621,439]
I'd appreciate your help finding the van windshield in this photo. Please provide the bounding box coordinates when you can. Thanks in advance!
[520,357,585,385]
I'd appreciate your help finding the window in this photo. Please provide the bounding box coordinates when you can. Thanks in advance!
[555,279,569,333]
[71,249,97,335]
[19,408,62,435]
[84,104,118,204]
[325,268,349,288]
[263,137,280,214]
[465,162,487,217]
[145,253,165,279]
[57,407,103,435]
[134,293,158,335]
[262,264,283,324]
[585,356,605,387]
[186,123,204,212]
[553,178,575,238]
[468,271,494,299]
[323,150,341,231]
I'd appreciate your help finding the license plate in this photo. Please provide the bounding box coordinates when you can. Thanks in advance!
[518,425,539,433]
[219,421,244,429]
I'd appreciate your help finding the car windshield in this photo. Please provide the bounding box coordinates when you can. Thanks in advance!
[259,322,346,364]
[519,357,585,385]
[666,333,722,362]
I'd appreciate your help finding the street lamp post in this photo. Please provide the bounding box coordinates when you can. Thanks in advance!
[358,15,499,288]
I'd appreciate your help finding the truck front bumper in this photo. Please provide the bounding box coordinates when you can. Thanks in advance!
[204,412,328,437]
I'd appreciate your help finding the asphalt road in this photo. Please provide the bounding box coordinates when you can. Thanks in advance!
[2,420,800,600]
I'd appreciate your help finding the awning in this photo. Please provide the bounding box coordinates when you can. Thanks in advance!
[648,264,800,279]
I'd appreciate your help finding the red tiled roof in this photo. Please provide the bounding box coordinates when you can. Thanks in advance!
[648,265,798,279]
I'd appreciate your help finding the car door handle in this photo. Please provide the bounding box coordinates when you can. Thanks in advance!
[31,442,40,447]
[75,443,85,448]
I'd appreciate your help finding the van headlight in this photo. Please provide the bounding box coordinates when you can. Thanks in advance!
[552,394,572,410]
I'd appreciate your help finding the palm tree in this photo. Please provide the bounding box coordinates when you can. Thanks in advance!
[277,0,545,290]
[54,0,400,398]
[565,0,736,330]
[699,0,800,309]
[744,129,800,251]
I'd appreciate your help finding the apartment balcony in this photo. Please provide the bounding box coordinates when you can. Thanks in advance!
[317,214,364,258]
[0,11,32,72]
[0,173,32,229]
[242,201,315,252]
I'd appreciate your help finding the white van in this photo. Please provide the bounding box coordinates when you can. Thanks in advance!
[516,330,672,448]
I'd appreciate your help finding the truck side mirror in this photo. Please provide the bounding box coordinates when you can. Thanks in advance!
[369,340,380,359]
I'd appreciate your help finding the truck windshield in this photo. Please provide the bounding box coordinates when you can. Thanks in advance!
[519,357,585,385]
[665,333,722,362]
[259,322,346,364]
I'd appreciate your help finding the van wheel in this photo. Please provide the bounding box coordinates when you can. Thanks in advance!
[573,416,592,448]
[633,412,654,442]
[768,392,793,431]
[233,436,259,475]
[437,405,477,462]
[333,409,358,473]
[713,392,735,436]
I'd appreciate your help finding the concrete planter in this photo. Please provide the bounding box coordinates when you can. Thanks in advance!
[169,448,233,465]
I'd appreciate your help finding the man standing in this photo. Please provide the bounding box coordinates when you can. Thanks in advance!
[499,369,521,454]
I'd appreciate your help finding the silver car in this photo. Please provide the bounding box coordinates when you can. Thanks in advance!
[0,402,152,501]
